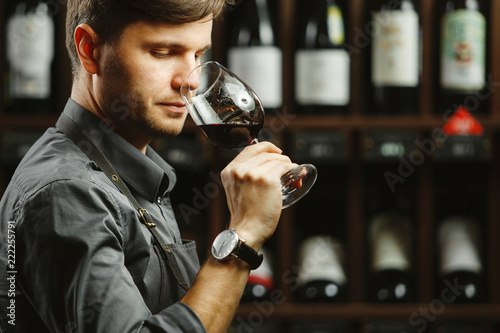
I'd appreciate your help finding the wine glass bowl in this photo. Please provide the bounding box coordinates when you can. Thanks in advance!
[181,61,317,208]
[181,61,264,149]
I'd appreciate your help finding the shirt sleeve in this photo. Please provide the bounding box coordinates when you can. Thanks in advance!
[14,179,207,333]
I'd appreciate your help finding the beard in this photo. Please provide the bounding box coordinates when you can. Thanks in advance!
[98,48,187,144]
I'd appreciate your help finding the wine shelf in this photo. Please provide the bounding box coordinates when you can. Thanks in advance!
[236,303,500,321]
[1,0,500,332]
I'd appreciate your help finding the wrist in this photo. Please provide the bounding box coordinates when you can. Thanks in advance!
[211,229,264,270]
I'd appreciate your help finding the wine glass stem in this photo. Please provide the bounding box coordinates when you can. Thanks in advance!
[249,139,300,196]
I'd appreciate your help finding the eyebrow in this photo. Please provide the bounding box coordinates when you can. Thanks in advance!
[145,41,212,53]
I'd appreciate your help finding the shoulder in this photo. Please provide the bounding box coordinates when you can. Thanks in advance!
[3,128,132,236]
[11,127,112,199]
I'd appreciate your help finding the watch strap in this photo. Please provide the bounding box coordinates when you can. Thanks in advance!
[236,241,263,270]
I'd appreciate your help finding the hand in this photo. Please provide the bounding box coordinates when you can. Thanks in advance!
[220,142,297,250]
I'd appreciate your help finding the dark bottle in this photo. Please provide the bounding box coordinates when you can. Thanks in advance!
[241,248,275,302]
[436,216,485,303]
[439,0,487,114]
[370,0,420,114]
[3,0,55,114]
[297,235,347,303]
[294,0,350,114]
[226,0,282,113]
[368,211,415,303]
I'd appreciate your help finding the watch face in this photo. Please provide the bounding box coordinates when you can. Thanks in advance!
[212,229,239,260]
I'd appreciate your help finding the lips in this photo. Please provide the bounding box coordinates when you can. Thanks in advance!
[158,102,186,114]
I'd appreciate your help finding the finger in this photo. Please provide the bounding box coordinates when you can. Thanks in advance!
[238,159,299,185]
[224,153,295,182]
[231,141,282,163]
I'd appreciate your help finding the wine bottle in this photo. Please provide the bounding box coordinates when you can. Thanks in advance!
[3,0,55,114]
[241,248,275,302]
[297,235,347,303]
[368,211,415,303]
[370,0,420,114]
[437,216,485,303]
[294,0,350,114]
[226,0,282,113]
[439,0,487,114]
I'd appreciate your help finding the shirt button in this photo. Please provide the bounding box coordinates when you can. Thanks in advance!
[157,197,162,204]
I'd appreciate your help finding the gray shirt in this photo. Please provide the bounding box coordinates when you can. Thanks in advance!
[0,99,207,332]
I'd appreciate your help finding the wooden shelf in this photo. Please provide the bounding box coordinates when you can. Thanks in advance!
[1,0,500,332]
[236,303,500,321]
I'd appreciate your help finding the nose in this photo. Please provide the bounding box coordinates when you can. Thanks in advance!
[175,61,200,94]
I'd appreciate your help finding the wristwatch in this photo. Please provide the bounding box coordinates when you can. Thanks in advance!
[212,229,263,270]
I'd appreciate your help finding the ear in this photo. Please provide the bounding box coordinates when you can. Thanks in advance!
[74,24,101,75]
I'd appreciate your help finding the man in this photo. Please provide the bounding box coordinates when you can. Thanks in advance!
[0,0,295,332]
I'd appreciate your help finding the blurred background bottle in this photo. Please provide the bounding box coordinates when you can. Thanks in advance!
[226,0,282,114]
[436,215,485,303]
[438,0,487,114]
[294,0,350,115]
[3,0,55,114]
[370,0,420,114]
[367,211,415,302]
[241,248,275,302]
[297,235,347,303]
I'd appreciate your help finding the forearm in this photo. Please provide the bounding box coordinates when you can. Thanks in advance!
[181,256,251,333]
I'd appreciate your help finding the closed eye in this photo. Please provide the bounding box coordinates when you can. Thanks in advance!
[151,51,171,59]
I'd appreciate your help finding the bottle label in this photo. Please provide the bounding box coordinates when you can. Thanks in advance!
[369,212,412,272]
[227,46,283,109]
[298,236,346,286]
[327,4,345,45]
[372,10,419,87]
[295,49,350,106]
[440,10,486,90]
[6,3,55,99]
[438,216,482,275]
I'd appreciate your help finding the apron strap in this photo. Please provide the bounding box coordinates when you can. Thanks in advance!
[56,113,190,292]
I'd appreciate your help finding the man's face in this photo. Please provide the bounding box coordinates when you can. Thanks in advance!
[94,18,213,147]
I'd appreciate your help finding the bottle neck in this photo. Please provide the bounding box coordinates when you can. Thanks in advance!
[446,0,480,11]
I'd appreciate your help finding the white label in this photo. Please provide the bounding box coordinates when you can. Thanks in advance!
[369,212,412,272]
[372,11,419,86]
[6,3,55,98]
[298,235,346,285]
[295,49,350,105]
[438,216,482,275]
[440,10,486,90]
[227,46,283,109]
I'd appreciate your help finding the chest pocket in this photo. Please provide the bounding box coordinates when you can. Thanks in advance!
[153,240,200,313]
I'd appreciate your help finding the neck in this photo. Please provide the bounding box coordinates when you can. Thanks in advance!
[70,76,149,154]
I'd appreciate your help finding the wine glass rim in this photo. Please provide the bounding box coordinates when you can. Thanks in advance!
[181,61,225,97]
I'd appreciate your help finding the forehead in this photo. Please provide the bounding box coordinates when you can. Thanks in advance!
[118,18,213,49]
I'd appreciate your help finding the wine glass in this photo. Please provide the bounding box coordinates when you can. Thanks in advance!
[181,61,317,209]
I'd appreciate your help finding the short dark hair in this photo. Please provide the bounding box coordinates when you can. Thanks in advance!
[66,0,233,75]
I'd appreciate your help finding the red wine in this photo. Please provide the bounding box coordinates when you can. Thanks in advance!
[370,0,420,114]
[437,216,485,303]
[226,0,282,113]
[295,0,350,114]
[438,0,487,114]
[199,123,262,149]
[4,0,56,114]
[241,248,275,302]
[297,236,347,303]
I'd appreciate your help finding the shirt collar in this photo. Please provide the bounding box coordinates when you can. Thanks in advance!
[61,99,177,202]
